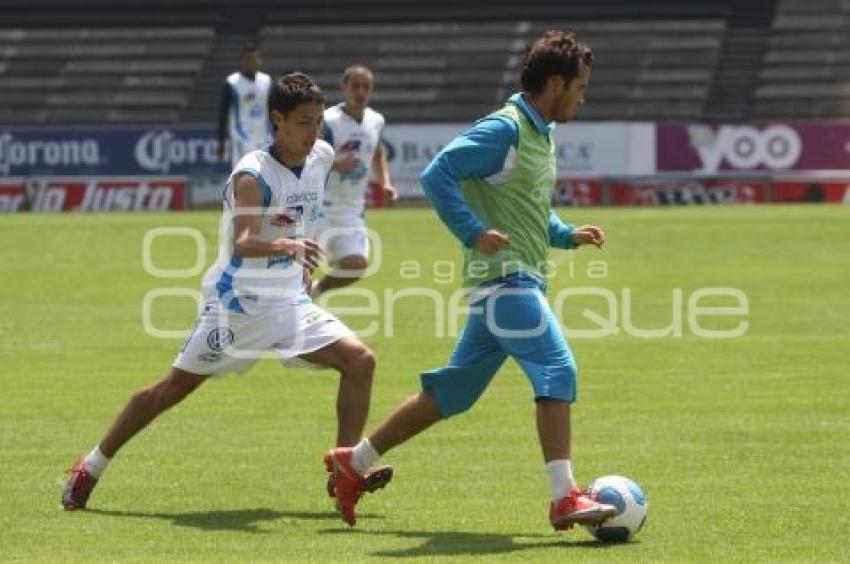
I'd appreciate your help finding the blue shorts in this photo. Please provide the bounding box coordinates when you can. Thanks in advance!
[421,275,577,418]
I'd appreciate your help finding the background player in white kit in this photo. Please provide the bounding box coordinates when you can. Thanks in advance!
[62,73,391,511]
[217,42,273,168]
[311,65,397,299]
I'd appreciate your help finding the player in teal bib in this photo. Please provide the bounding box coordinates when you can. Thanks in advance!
[324,31,618,530]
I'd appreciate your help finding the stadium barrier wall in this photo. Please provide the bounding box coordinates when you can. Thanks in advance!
[1,122,848,212]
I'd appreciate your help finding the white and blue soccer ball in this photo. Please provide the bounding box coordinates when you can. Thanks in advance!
[583,475,648,542]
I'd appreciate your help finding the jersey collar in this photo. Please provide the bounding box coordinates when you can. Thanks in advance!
[341,103,365,124]
[508,92,554,135]
[268,145,304,179]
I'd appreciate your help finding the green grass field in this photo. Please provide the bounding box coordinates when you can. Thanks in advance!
[1,205,848,562]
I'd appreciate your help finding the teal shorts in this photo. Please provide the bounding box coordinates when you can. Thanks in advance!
[421,275,577,418]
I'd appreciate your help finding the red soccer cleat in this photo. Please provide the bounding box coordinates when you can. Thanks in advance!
[62,458,99,511]
[326,465,393,498]
[549,487,618,531]
[324,447,365,526]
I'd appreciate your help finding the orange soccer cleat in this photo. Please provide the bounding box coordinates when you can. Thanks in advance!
[549,486,618,531]
[61,458,99,510]
[324,447,366,526]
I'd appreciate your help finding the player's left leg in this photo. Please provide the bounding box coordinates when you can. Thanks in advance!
[296,333,391,521]
[312,221,370,298]
[314,254,368,297]
[272,304,391,514]
[488,283,617,530]
[297,333,376,447]
[325,300,507,525]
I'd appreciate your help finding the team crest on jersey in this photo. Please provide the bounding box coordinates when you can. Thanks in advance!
[206,327,235,352]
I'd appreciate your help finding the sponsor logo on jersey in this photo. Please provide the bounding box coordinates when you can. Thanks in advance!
[267,255,293,268]
[271,205,303,226]
[286,192,319,204]
[197,352,223,363]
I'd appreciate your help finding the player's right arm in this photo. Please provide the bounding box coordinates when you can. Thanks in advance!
[231,173,323,268]
[217,82,232,161]
[419,118,517,254]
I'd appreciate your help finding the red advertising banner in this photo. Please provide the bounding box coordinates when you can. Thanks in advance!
[553,178,605,206]
[0,177,186,212]
[771,181,850,203]
[610,179,770,206]
[0,182,25,212]
[609,178,850,205]
[657,123,850,173]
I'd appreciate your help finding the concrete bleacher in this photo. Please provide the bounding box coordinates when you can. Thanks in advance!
[513,20,724,120]
[259,22,514,122]
[754,0,850,118]
[0,27,214,123]
[259,18,724,123]
[1,0,847,124]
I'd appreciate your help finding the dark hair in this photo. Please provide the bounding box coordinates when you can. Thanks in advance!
[241,42,259,55]
[268,72,325,122]
[520,30,593,94]
[342,64,374,84]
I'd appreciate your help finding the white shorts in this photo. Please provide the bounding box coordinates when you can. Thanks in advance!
[316,212,369,265]
[173,299,353,376]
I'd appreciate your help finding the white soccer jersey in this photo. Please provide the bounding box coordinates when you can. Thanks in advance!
[201,141,335,310]
[225,71,274,165]
[322,103,385,216]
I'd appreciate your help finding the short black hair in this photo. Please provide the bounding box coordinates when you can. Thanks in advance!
[241,42,258,55]
[520,30,593,94]
[268,72,325,121]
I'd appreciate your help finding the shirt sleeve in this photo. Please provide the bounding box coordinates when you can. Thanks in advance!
[419,117,519,247]
[548,211,577,249]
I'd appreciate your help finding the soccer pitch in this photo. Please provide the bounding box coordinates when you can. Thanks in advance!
[1,205,848,562]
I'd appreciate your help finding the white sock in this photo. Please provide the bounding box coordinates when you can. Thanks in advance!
[351,439,379,476]
[83,446,110,478]
[546,459,577,501]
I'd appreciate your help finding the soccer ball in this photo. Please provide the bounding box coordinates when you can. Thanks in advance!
[583,475,648,542]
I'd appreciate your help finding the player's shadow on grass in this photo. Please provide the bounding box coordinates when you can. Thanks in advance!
[87,507,383,534]
[321,528,621,557]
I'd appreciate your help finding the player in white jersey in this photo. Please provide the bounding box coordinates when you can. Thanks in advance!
[312,65,397,299]
[62,73,392,511]
[217,42,274,168]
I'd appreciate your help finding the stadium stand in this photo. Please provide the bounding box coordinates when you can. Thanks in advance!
[0,0,226,123]
[0,27,214,123]
[1,0,848,123]
[256,19,725,122]
[754,0,850,118]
